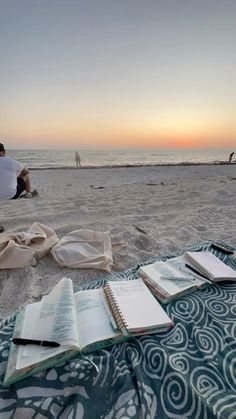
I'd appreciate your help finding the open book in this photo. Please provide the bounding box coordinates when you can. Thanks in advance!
[4,277,173,386]
[138,255,211,303]
[184,251,236,282]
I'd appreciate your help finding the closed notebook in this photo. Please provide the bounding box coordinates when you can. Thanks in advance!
[184,251,236,282]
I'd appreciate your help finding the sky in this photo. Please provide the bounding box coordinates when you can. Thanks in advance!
[0,0,235,150]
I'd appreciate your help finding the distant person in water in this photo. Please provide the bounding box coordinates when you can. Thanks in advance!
[75,151,81,168]
[229,152,234,163]
[0,142,38,199]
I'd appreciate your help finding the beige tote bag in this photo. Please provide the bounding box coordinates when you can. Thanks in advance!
[51,229,113,272]
[0,222,58,269]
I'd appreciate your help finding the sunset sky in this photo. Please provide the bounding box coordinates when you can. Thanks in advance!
[0,0,235,149]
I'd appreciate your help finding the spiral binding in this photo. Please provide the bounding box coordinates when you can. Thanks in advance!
[104,283,128,332]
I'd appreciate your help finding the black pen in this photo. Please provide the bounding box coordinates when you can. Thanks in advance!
[12,338,60,347]
[210,243,234,255]
[185,264,208,279]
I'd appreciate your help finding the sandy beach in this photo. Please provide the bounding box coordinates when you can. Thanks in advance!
[0,163,235,318]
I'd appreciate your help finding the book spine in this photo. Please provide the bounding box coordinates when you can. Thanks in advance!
[104,284,128,335]
[142,278,168,301]
[139,271,170,298]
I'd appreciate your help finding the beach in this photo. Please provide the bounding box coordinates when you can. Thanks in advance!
[0,163,235,318]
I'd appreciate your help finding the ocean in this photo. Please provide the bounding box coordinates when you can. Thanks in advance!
[7,148,234,169]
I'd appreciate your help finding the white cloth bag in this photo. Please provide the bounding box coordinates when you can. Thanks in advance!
[0,222,58,269]
[51,229,113,272]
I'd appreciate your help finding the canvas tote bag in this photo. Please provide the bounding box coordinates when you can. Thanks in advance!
[0,222,58,269]
[51,229,113,272]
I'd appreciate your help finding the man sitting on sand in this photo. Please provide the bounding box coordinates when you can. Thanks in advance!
[0,142,37,199]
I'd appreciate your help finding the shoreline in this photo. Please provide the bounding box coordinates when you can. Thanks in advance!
[28,161,236,170]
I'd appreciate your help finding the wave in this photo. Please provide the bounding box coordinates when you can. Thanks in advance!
[28,161,235,170]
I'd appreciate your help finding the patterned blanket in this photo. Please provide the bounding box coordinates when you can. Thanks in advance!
[0,242,236,419]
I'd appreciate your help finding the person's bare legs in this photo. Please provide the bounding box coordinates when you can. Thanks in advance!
[18,168,38,197]
[19,168,31,193]
[19,174,31,192]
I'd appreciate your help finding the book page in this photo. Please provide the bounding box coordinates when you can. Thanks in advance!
[74,288,120,351]
[107,279,173,333]
[167,256,210,287]
[139,260,199,296]
[16,277,78,369]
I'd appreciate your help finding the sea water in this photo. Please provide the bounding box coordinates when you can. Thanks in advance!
[7,148,233,169]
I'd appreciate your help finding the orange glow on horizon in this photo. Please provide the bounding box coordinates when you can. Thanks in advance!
[2,110,235,149]
[4,130,235,150]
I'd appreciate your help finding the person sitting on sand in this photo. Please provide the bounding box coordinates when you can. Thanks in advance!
[0,142,38,199]
[229,152,234,163]
[75,151,81,168]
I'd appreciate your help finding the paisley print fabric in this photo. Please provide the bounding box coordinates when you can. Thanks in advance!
[0,242,235,418]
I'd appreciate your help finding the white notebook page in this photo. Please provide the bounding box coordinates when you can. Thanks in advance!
[107,279,172,332]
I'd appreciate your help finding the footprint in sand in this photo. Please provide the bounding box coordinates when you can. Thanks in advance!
[132,235,154,251]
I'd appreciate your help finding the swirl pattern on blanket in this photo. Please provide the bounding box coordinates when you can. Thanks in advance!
[0,243,236,419]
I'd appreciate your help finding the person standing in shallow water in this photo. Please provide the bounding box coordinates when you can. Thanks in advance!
[228,152,234,163]
[75,151,81,168]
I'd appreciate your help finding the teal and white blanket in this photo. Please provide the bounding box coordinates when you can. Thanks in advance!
[0,242,236,418]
